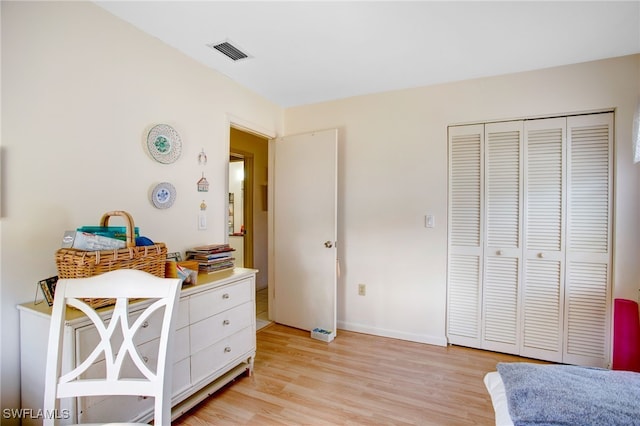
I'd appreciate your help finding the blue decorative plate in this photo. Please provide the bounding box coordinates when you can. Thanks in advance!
[151,182,176,209]
[147,124,182,164]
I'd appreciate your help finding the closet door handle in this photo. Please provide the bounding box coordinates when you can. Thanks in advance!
[497,250,504,256]
[538,252,545,258]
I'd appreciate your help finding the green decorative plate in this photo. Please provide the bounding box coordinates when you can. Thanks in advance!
[147,124,182,164]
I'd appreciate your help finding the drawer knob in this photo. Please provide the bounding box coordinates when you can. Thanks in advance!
[141,321,149,328]
[223,319,230,326]
[142,356,149,364]
[224,346,232,353]
[222,293,230,299]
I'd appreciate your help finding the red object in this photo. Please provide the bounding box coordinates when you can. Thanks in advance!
[612,298,640,372]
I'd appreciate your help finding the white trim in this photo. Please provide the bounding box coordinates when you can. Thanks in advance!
[225,113,277,320]
[448,107,616,128]
[338,320,448,347]
[633,99,640,163]
[226,114,277,140]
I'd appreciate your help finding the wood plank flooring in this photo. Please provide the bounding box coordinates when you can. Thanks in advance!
[173,324,537,426]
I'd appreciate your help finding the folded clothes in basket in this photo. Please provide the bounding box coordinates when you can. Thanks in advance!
[61,231,125,251]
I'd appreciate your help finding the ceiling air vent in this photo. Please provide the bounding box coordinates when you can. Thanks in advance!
[208,40,250,62]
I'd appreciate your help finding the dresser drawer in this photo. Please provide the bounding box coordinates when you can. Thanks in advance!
[174,326,190,362]
[76,298,189,363]
[77,337,159,422]
[78,392,151,424]
[77,355,189,424]
[189,278,252,324]
[190,327,254,386]
[172,357,191,398]
[189,301,253,354]
[176,298,189,329]
[77,332,191,423]
[77,326,189,378]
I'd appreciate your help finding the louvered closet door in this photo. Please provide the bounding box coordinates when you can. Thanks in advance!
[521,117,566,363]
[447,124,484,347]
[563,113,613,368]
[481,121,523,355]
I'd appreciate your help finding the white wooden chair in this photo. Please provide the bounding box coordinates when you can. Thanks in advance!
[43,269,181,426]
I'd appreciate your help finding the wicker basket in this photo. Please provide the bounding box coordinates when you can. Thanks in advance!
[55,210,167,309]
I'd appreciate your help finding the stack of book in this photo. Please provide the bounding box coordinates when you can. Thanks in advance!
[185,244,235,273]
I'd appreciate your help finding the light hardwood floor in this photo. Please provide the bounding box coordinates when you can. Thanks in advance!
[173,324,537,426]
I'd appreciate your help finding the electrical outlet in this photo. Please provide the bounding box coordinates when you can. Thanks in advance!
[358,283,366,296]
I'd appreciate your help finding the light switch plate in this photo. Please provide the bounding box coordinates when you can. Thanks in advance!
[425,214,435,228]
[198,213,207,230]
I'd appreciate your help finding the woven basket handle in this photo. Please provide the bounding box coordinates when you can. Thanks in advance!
[99,210,136,248]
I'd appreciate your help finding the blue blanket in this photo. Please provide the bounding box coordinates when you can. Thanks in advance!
[497,362,640,426]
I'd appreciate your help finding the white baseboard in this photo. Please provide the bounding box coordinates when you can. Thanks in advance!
[336,320,448,347]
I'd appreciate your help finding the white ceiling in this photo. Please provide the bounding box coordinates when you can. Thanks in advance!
[96,1,640,108]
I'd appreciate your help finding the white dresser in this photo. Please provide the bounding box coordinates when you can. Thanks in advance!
[18,268,257,425]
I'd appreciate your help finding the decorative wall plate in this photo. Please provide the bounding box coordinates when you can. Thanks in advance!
[147,124,182,164]
[151,182,177,209]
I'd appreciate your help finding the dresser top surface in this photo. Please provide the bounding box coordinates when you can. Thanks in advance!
[18,267,258,321]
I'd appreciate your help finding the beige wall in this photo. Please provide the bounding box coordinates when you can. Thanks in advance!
[0,1,282,416]
[285,54,640,344]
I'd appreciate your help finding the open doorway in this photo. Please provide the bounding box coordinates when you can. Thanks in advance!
[228,155,248,267]
[229,127,270,330]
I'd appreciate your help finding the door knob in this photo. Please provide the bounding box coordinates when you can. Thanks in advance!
[324,241,333,248]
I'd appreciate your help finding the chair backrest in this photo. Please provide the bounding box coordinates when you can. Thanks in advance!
[43,269,181,426]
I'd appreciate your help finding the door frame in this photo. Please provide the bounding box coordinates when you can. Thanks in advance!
[226,114,276,318]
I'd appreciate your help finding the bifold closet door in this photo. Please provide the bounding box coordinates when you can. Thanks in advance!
[481,121,523,355]
[447,112,613,368]
[564,112,613,367]
[447,124,484,348]
[521,117,566,363]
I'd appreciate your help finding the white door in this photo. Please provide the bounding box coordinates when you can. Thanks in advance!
[521,117,567,362]
[482,121,523,355]
[447,124,484,347]
[271,129,338,336]
[563,112,613,367]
